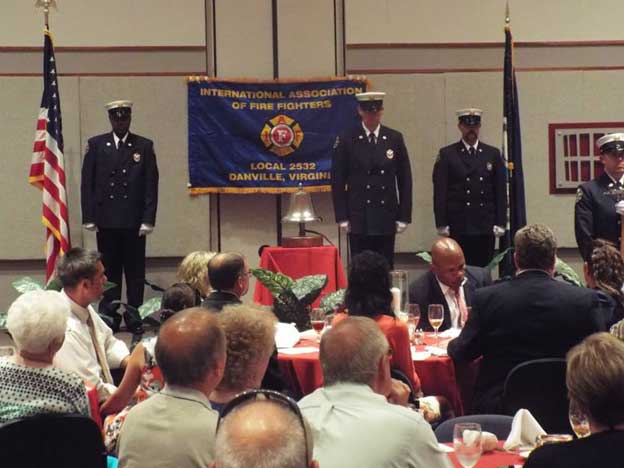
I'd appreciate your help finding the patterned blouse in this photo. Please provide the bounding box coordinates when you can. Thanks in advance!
[0,360,90,424]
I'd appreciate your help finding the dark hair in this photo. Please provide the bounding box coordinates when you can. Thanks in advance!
[514,224,557,271]
[56,247,102,288]
[208,253,245,291]
[156,307,226,387]
[159,283,201,322]
[587,239,624,304]
[345,250,393,317]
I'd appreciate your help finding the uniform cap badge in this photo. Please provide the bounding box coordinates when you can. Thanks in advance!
[133,152,141,162]
[486,162,493,171]
[386,149,394,160]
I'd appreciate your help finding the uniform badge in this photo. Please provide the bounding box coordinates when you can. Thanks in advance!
[333,136,340,149]
[486,162,493,171]
[575,188,583,203]
[386,149,394,160]
[133,152,141,163]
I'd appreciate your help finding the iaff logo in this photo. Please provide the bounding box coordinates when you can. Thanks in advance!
[260,114,304,157]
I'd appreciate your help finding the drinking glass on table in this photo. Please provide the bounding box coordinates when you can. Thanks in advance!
[407,304,420,343]
[569,400,591,439]
[428,304,444,338]
[453,422,482,468]
[310,308,326,337]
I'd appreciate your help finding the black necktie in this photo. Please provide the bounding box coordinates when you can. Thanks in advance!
[118,140,124,151]
[468,146,475,156]
[368,133,376,145]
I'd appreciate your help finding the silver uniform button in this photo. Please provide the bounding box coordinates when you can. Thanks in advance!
[122,169,127,174]
[109,195,114,199]
[480,203,484,207]
[466,190,470,194]
[366,185,371,189]
[466,177,470,181]
[123,195,128,199]
[110,182,115,187]
[479,177,483,181]
[380,170,385,175]
[367,200,371,204]
[381,200,385,205]
[466,202,470,206]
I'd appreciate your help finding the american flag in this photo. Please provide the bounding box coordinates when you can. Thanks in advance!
[29,29,71,282]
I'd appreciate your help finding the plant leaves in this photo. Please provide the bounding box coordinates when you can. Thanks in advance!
[415,251,432,264]
[12,277,44,293]
[319,289,346,313]
[0,314,6,329]
[274,289,311,331]
[292,274,327,304]
[251,268,293,297]
[485,247,513,272]
[555,257,582,287]
[138,297,162,320]
[45,277,63,291]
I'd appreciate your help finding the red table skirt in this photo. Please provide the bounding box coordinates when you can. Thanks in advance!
[254,246,347,308]
[278,335,480,416]
[447,442,525,467]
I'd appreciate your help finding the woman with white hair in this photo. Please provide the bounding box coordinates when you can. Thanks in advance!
[0,290,90,423]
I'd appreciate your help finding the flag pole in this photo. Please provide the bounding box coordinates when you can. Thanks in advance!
[35,0,57,29]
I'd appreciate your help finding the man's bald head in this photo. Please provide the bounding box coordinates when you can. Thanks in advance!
[431,238,466,290]
[214,399,312,468]
[208,252,249,296]
[155,307,226,388]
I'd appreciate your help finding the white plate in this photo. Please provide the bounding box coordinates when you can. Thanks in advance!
[412,351,432,361]
[519,450,532,459]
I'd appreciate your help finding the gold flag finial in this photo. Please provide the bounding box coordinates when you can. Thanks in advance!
[505,0,510,25]
[35,0,58,27]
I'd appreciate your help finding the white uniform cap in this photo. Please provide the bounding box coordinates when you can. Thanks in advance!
[105,100,133,111]
[355,91,386,102]
[456,108,483,118]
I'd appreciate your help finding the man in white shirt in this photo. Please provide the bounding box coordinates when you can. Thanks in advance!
[54,247,130,402]
[299,316,453,468]
[409,238,491,331]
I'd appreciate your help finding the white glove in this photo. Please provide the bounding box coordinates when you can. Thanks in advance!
[138,223,154,236]
[616,201,624,216]
[437,226,450,237]
[493,225,506,238]
[396,221,408,234]
[83,223,97,232]
[338,221,350,233]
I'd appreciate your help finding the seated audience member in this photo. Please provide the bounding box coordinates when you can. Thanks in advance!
[53,247,130,402]
[202,252,249,312]
[333,250,421,393]
[117,308,226,468]
[0,290,90,423]
[177,250,217,301]
[212,392,318,468]
[209,304,277,414]
[409,237,491,331]
[584,239,624,328]
[299,317,453,468]
[101,283,200,453]
[448,224,610,413]
[525,333,624,468]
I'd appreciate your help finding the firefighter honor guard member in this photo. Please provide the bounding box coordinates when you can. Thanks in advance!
[433,108,506,267]
[331,91,412,268]
[81,100,159,334]
[575,132,624,260]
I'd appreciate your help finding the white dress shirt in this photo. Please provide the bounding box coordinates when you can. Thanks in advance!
[113,132,128,149]
[436,277,468,329]
[461,139,480,153]
[361,122,380,143]
[299,383,453,468]
[54,290,130,401]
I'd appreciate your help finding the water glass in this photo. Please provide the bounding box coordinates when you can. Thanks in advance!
[569,401,591,439]
[389,270,408,315]
[453,422,482,468]
[407,304,420,342]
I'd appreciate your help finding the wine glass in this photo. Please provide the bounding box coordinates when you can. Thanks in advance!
[428,304,444,338]
[453,422,482,468]
[310,308,326,338]
[569,401,591,438]
[407,304,420,343]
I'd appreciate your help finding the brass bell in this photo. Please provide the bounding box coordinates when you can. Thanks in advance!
[282,185,322,246]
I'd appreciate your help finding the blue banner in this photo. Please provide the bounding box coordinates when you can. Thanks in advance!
[187,78,366,194]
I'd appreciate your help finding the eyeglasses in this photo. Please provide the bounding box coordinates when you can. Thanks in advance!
[217,389,310,465]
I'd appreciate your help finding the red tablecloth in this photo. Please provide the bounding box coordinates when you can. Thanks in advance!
[254,246,347,308]
[447,442,525,467]
[278,334,479,416]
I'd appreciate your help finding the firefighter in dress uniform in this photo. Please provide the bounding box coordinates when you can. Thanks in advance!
[433,109,506,267]
[575,132,624,261]
[81,100,159,334]
[331,91,412,268]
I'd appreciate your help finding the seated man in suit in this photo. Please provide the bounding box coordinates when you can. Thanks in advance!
[448,224,610,414]
[201,252,249,312]
[409,238,491,331]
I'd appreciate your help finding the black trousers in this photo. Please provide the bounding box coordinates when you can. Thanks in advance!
[97,228,145,332]
[451,233,495,268]
[349,233,396,269]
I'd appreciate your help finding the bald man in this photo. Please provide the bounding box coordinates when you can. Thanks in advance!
[409,238,491,331]
[118,308,226,468]
[202,252,249,312]
[213,399,318,468]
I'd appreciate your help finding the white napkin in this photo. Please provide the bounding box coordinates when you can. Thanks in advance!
[279,347,319,355]
[503,408,547,451]
[425,345,447,357]
[299,329,320,341]
[439,328,461,339]
[275,322,301,349]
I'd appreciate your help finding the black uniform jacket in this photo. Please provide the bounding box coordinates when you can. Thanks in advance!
[447,270,610,413]
[575,172,622,260]
[81,132,159,229]
[331,124,412,235]
[433,141,506,235]
[408,265,492,331]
